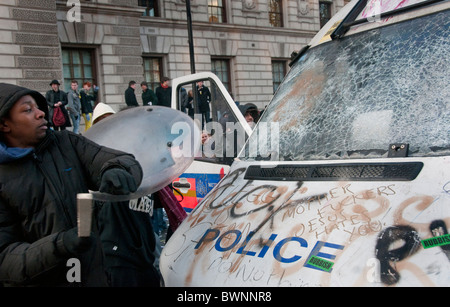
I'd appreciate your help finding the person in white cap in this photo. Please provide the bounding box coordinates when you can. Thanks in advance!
[92,102,116,125]
[92,102,163,287]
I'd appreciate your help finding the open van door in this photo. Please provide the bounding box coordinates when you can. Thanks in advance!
[170,72,252,212]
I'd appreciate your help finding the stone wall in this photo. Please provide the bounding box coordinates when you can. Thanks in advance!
[56,0,143,106]
[0,0,347,110]
[0,0,61,93]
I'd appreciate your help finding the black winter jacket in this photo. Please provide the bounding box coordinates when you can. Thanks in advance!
[155,86,171,108]
[45,89,71,128]
[0,130,143,286]
[124,87,138,107]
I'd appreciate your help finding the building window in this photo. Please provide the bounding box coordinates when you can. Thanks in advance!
[208,0,227,23]
[62,48,97,92]
[211,58,231,93]
[143,57,162,91]
[139,0,160,17]
[268,0,283,27]
[319,1,332,28]
[272,60,287,93]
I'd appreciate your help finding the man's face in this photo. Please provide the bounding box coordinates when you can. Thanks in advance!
[51,84,59,91]
[201,132,208,144]
[0,95,48,148]
[71,82,78,91]
[141,85,148,91]
[244,111,254,123]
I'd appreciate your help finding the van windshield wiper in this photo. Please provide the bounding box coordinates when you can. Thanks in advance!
[331,0,445,40]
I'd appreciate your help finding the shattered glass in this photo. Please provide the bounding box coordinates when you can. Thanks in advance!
[243,10,450,161]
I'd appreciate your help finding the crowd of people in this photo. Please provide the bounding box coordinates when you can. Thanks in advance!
[124,77,171,108]
[0,76,262,287]
[43,76,263,135]
[45,79,98,134]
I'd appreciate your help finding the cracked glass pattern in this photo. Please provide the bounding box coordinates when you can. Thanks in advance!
[244,10,450,161]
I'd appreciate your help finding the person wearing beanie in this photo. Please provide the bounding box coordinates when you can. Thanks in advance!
[238,103,260,129]
[0,83,143,286]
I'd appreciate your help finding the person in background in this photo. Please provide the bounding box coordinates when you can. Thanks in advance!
[239,103,260,129]
[45,79,71,131]
[66,80,82,134]
[92,102,116,125]
[80,81,97,131]
[196,81,211,128]
[201,130,216,159]
[179,87,189,114]
[92,102,162,287]
[186,89,194,119]
[155,77,171,108]
[124,81,139,107]
[141,81,158,106]
[0,83,142,286]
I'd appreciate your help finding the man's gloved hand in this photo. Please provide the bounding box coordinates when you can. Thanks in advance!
[58,227,93,256]
[99,168,137,195]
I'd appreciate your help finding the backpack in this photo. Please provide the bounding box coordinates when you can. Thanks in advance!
[53,106,66,126]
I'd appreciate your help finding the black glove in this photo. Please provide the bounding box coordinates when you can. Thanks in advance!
[58,227,93,256]
[99,168,137,195]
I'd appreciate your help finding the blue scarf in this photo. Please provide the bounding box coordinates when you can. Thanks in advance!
[0,142,33,164]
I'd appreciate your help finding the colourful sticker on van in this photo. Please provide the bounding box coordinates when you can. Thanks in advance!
[173,173,223,212]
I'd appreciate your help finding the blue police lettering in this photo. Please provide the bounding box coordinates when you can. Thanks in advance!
[195,228,345,271]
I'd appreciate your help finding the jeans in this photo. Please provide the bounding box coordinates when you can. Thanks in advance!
[70,113,80,134]
[151,208,167,235]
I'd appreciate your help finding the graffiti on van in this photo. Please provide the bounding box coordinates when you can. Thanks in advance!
[163,166,450,286]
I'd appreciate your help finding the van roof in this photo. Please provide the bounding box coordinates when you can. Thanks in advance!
[309,0,449,48]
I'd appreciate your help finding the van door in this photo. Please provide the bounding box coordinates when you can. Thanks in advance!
[171,72,252,212]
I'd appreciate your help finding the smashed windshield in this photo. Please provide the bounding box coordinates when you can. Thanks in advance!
[243,10,449,161]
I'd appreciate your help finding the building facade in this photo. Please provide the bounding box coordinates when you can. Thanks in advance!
[0,0,347,111]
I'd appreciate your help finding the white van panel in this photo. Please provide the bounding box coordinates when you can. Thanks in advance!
[161,157,450,286]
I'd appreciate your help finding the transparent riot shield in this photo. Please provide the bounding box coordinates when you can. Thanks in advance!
[83,106,201,202]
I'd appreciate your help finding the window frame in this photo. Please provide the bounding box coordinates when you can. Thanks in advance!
[61,46,98,92]
[271,59,288,94]
[138,0,160,17]
[268,0,283,28]
[208,0,227,23]
[319,1,332,28]
[211,57,232,94]
[142,56,163,92]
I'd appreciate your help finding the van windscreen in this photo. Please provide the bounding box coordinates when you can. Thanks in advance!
[243,10,449,161]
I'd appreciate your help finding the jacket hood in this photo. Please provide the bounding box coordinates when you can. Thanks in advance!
[238,103,259,122]
[0,83,49,120]
[92,102,116,124]
[0,142,33,164]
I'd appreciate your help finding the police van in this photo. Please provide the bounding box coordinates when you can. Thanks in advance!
[163,0,450,286]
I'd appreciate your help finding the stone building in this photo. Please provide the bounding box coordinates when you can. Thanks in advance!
[0,0,347,111]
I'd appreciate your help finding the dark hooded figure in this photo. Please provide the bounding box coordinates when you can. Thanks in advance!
[238,103,260,129]
[0,83,143,286]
